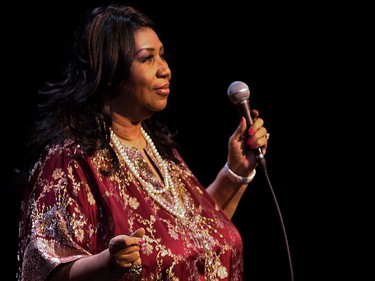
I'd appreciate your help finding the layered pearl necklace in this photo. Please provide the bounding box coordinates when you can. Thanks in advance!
[110,127,186,219]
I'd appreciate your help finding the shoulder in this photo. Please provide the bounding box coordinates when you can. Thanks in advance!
[33,139,83,158]
[30,139,91,177]
[39,139,112,175]
[28,139,111,190]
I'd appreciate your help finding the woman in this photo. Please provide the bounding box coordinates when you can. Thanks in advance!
[17,4,269,281]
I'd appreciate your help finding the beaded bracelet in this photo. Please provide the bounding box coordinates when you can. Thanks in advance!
[223,162,256,184]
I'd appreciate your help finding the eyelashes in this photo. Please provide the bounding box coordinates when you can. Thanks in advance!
[141,52,170,63]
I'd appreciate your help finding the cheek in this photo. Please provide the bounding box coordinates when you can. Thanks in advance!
[126,68,156,97]
[134,63,157,79]
[109,82,136,107]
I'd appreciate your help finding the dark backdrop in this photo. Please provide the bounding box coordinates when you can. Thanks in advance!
[1,1,371,281]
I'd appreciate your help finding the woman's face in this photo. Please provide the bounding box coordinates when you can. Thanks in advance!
[110,27,172,123]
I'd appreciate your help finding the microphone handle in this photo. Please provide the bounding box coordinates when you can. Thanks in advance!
[238,100,265,160]
[237,100,267,175]
[238,100,252,128]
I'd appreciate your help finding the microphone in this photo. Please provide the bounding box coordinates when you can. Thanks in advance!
[227,81,265,162]
[228,82,294,281]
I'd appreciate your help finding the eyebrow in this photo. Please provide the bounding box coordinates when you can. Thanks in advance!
[135,46,164,55]
[136,47,154,54]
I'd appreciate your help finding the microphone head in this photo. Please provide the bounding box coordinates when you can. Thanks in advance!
[227,81,250,104]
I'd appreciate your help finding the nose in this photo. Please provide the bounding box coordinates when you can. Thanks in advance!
[157,59,171,79]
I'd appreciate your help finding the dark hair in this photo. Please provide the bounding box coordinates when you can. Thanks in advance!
[24,4,179,175]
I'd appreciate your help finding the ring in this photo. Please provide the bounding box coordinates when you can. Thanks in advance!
[265,133,270,140]
[129,263,142,275]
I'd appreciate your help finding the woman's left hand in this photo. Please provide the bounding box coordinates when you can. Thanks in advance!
[227,109,269,177]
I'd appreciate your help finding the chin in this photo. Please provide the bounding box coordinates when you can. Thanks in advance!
[155,102,168,111]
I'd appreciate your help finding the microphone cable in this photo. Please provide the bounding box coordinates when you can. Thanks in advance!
[258,155,295,281]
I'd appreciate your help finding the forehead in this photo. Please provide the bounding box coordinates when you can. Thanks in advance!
[134,27,162,49]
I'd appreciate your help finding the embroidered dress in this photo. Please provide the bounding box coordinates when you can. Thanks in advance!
[17,139,244,281]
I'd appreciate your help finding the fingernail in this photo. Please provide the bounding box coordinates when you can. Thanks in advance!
[247,138,255,148]
[138,239,145,244]
[248,128,255,135]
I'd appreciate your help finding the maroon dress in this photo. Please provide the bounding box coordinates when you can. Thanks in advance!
[17,139,244,281]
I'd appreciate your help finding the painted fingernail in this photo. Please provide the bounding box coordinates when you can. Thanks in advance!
[248,128,255,135]
[247,138,254,148]
[138,239,145,244]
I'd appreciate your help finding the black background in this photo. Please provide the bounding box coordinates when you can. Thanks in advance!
[1,1,372,281]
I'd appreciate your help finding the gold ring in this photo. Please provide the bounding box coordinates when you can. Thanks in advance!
[129,263,142,275]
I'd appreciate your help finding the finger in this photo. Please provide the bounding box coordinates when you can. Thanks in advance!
[254,127,267,141]
[130,227,145,240]
[253,128,268,147]
[115,235,142,248]
[112,242,142,264]
[132,257,143,266]
[250,109,259,120]
[251,117,264,133]
[113,250,142,268]
[114,244,141,255]
[118,228,146,248]
[233,117,247,140]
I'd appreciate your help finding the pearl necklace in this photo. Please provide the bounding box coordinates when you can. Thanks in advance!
[110,127,186,219]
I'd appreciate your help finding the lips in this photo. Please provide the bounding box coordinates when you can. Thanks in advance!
[155,88,170,96]
[155,83,170,96]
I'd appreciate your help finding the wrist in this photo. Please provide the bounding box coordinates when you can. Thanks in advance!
[223,162,256,184]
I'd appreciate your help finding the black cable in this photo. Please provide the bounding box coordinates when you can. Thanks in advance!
[258,156,294,281]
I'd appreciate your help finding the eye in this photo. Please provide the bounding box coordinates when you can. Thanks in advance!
[142,55,154,63]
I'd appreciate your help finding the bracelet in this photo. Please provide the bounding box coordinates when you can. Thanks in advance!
[223,162,256,184]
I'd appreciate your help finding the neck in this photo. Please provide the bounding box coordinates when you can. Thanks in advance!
[111,120,145,149]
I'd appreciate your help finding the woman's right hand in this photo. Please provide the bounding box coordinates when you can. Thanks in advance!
[108,228,145,270]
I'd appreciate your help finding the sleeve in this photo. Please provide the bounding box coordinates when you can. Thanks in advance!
[17,143,102,281]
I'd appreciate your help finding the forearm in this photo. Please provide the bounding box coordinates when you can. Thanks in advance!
[206,168,251,219]
[49,249,125,281]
